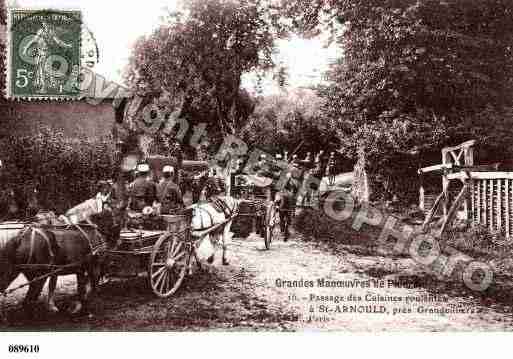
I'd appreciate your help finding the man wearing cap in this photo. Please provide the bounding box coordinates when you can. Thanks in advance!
[157,166,184,214]
[278,172,299,242]
[95,180,112,213]
[326,152,336,186]
[291,154,299,167]
[315,150,325,166]
[128,163,157,212]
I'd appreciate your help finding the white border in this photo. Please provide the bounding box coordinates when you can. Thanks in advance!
[0,332,507,359]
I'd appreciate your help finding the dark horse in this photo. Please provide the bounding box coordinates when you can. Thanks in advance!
[0,211,115,316]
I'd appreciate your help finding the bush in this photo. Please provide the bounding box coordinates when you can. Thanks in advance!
[0,127,116,216]
[294,197,379,248]
[444,225,513,261]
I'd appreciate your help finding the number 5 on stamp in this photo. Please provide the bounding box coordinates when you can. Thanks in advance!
[7,9,82,99]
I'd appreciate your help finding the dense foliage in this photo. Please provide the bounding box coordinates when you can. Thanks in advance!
[241,89,341,158]
[0,128,115,216]
[282,0,513,202]
[125,0,284,143]
[2,0,512,211]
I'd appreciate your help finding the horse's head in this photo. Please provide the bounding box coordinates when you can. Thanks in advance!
[202,176,226,200]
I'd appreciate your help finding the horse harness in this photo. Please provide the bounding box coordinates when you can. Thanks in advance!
[195,197,235,231]
[19,223,98,270]
[1,223,98,298]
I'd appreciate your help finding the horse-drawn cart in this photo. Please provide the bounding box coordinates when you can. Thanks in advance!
[104,211,196,298]
[103,158,230,299]
[0,206,234,305]
[230,174,280,250]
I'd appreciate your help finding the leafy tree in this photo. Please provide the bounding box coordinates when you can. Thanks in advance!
[125,0,283,140]
[241,88,341,158]
[282,0,513,202]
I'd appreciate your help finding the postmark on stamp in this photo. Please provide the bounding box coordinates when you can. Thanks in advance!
[7,9,82,99]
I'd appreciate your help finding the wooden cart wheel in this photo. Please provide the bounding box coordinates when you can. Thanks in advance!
[148,232,190,298]
[264,202,279,250]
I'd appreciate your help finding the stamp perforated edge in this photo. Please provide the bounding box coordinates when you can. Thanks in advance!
[5,7,83,101]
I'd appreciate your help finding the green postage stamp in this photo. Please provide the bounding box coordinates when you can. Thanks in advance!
[7,9,82,99]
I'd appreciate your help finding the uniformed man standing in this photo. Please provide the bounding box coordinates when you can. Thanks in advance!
[157,166,184,214]
[270,153,285,200]
[326,152,336,186]
[291,154,299,168]
[315,151,325,167]
[129,163,157,212]
[278,173,299,242]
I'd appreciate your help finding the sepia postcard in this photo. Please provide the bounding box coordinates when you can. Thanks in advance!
[0,0,512,356]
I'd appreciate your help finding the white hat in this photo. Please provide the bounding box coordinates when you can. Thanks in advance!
[137,163,150,173]
[163,165,174,173]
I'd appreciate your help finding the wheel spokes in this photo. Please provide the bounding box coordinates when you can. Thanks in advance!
[152,266,166,280]
[168,236,177,256]
[158,270,168,293]
[149,233,190,298]
[174,251,185,262]
[172,241,183,257]
[153,267,166,288]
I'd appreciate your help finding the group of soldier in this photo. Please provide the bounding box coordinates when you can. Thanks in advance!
[239,150,337,180]
[271,150,337,184]
[129,164,184,214]
[99,163,185,221]
[236,150,338,241]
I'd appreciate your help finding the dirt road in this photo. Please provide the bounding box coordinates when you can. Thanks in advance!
[2,231,513,331]
[230,235,513,331]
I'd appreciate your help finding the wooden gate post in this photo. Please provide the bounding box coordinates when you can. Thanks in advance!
[441,150,451,218]
[419,140,477,232]
[419,173,425,212]
[462,146,475,221]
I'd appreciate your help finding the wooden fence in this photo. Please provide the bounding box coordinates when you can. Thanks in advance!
[449,172,513,238]
[416,138,513,237]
